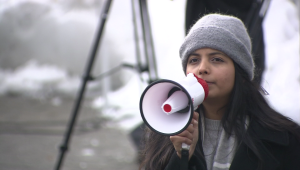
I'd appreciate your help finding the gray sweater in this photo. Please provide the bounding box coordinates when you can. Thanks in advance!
[202,118,237,170]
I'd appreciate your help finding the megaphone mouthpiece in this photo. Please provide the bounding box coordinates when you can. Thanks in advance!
[190,73,209,100]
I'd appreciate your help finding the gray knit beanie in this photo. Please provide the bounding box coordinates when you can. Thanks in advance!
[180,13,255,80]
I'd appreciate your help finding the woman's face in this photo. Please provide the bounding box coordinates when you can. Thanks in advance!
[186,48,235,102]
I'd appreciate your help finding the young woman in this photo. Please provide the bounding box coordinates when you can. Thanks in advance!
[139,14,300,170]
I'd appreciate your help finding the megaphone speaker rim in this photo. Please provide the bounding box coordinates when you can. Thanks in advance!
[139,79,194,136]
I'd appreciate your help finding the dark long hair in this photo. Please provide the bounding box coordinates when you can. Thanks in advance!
[223,63,300,161]
[139,62,300,170]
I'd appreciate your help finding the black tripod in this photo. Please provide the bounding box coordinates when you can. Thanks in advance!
[54,0,158,169]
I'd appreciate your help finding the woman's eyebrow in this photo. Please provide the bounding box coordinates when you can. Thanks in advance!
[208,52,226,56]
[190,52,226,58]
[189,53,201,57]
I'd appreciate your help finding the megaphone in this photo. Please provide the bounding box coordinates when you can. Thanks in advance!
[139,73,209,136]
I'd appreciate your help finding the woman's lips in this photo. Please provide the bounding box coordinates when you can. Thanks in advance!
[205,80,214,85]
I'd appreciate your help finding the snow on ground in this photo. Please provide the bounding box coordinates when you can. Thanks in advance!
[0,0,299,131]
[91,73,148,131]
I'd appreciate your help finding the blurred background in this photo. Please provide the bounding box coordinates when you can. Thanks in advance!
[0,0,299,170]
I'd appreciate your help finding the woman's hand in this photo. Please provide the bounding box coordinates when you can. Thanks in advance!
[170,112,199,160]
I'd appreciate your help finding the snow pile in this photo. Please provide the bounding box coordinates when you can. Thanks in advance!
[0,60,102,99]
[92,74,148,131]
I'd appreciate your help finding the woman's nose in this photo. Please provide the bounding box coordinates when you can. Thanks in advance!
[198,61,209,75]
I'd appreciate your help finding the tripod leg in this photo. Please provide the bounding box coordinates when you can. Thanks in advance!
[54,1,113,170]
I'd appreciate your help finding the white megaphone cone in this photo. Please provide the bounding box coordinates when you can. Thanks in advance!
[139,73,209,136]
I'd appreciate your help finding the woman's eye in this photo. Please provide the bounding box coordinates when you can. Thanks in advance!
[189,58,198,63]
[212,58,224,62]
